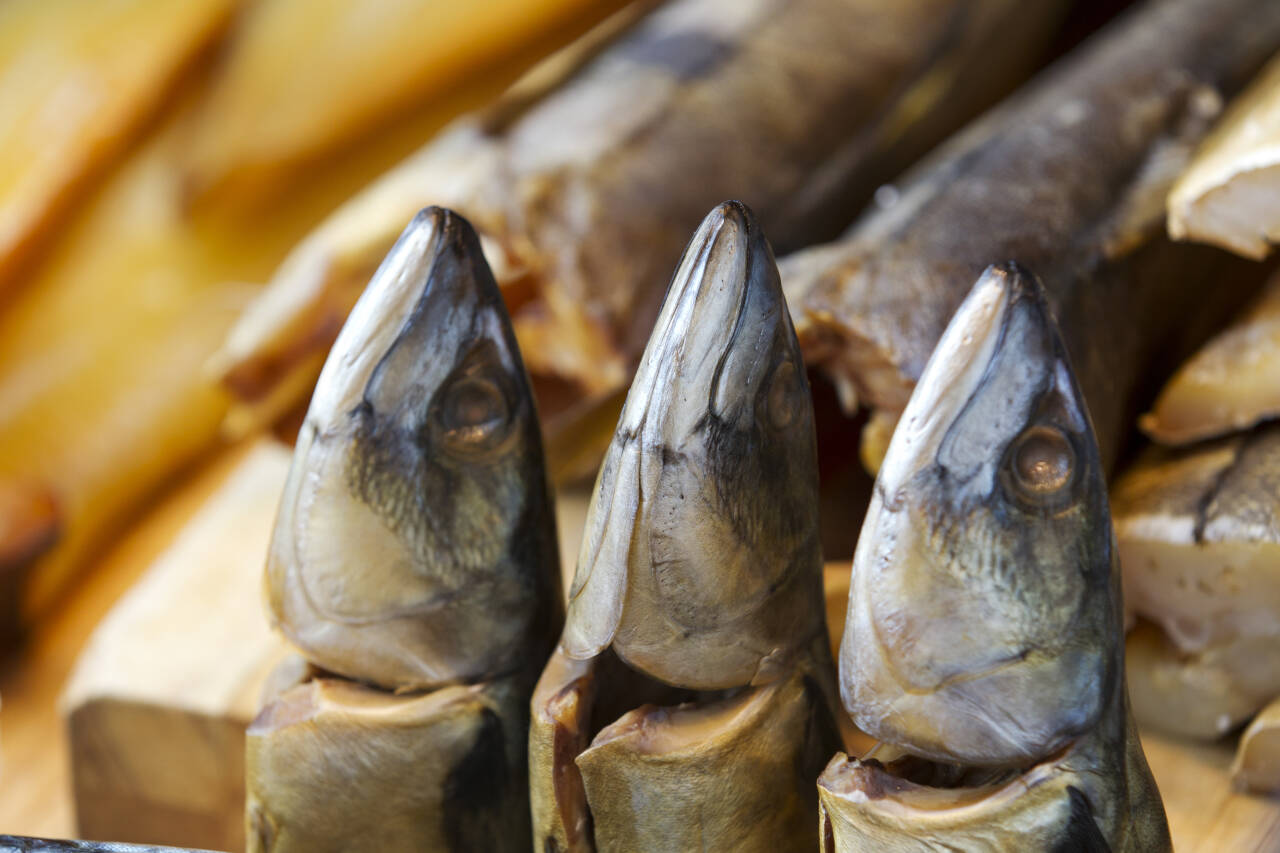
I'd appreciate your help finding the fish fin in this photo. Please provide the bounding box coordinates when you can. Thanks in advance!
[1051,787,1112,853]
[1101,84,1224,259]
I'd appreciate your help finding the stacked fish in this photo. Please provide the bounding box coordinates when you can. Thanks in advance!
[1112,51,1280,794]
[7,0,1280,850]
[241,194,1172,853]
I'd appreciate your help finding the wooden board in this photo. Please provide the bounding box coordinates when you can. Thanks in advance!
[1,469,1278,850]
[61,440,294,851]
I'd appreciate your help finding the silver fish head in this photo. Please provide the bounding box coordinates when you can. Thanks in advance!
[563,201,824,689]
[267,207,560,690]
[842,262,1118,766]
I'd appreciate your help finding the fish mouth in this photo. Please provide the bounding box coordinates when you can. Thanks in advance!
[822,738,1076,817]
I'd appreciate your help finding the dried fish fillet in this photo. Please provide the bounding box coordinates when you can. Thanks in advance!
[214,0,1071,426]
[1141,271,1280,445]
[1113,426,1280,739]
[783,0,1280,473]
[1168,52,1280,260]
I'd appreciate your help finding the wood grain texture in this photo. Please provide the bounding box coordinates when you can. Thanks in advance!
[62,441,293,851]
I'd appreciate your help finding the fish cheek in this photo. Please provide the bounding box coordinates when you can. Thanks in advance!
[708,410,817,580]
[645,448,764,629]
[345,409,513,596]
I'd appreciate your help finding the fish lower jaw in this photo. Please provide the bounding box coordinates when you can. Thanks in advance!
[820,738,1075,815]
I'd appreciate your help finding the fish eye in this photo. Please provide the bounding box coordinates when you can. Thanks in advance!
[766,359,799,431]
[439,375,511,451]
[1008,425,1075,500]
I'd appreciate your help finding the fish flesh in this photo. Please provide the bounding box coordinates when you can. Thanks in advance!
[783,0,1280,474]
[822,265,1169,850]
[1168,51,1280,260]
[1141,270,1280,445]
[1113,424,1280,739]
[529,202,841,852]
[247,208,561,851]
[213,0,1072,432]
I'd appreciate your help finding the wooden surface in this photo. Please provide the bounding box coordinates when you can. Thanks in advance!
[0,456,1278,850]
[62,441,293,851]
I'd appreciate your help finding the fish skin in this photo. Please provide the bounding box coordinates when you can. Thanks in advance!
[562,201,826,690]
[531,202,842,852]
[249,207,559,852]
[266,207,561,691]
[784,0,1280,473]
[574,665,838,853]
[246,676,533,853]
[216,0,1071,412]
[827,265,1167,851]
[0,840,219,853]
[818,709,1167,852]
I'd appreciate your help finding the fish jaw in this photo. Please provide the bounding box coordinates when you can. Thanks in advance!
[817,738,1104,853]
[842,263,1117,766]
[267,207,560,691]
[563,200,825,689]
[817,692,1169,853]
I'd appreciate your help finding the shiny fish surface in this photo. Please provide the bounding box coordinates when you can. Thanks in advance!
[247,208,560,852]
[530,202,840,852]
[822,265,1168,851]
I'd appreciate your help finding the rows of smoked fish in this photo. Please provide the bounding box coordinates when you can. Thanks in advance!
[2,0,1280,850]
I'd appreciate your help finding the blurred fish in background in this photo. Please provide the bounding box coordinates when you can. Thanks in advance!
[0,0,630,644]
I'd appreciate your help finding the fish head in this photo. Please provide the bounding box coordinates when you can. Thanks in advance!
[842,263,1118,766]
[563,201,825,689]
[267,207,560,689]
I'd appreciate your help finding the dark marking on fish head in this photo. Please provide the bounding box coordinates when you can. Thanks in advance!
[563,203,822,687]
[845,264,1116,765]
[596,202,817,623]
[443,706,513,851]
[1051,787,1111,853]
[270,208,559,679]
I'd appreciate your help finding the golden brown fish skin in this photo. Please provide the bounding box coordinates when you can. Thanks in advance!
[266,208,561,691]
[220,0,1070,408]
[531,202,841,852]
[831,265,1167,850]
[785,0,1280,473]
